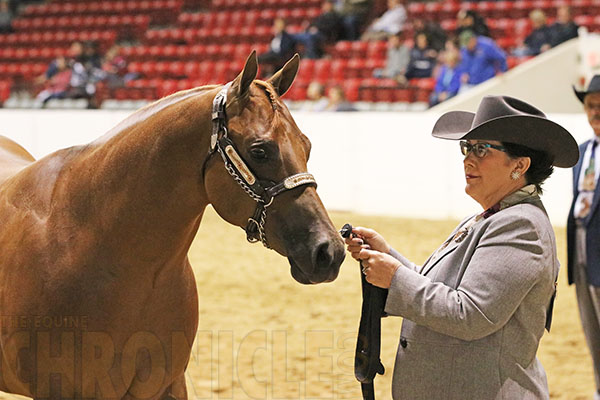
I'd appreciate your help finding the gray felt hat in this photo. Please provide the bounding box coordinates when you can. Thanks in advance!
[431,95,579,167]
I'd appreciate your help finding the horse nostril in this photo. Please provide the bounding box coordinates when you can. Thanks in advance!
[314,241,335,274]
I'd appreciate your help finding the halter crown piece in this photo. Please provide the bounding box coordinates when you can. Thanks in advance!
[209,83,317,248]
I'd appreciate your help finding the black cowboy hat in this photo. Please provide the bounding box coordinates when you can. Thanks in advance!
[573,74,600,103]
[432,95,579,168]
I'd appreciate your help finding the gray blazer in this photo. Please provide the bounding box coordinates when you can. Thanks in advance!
[385,195,557,399]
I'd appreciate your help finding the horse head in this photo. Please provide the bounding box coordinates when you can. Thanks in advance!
[203,52,345,284]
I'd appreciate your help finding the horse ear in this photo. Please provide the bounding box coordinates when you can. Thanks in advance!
[267,53,300,97]
[229,50,258,100]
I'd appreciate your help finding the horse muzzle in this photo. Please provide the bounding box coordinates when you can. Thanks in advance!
[288,237,345,284]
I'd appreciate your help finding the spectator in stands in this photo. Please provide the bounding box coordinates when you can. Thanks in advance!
[399,32,437,84]
[361,0,407,41]
[548,5,579,47]
[36,57,73,106]
[513,10,552,57]
[300,81,330,111]
[69,61,93,102]
[456,10,490,38]
[334,0,371,41]
[444,36,459,53]
[0,0,13,33]
[413,18,447,53]
[35,41,83,86]
[101,44,138,89]
[293,0,344,59]
[258,18,297,76]
[69,41,104,108]
[458,30,507,91]
[325,85,356,111]
[373,33,410,81]
[82,40,103,70]
[429,49,461,107]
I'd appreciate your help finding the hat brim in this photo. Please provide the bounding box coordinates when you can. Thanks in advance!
[572,85,587,103]
[432,112,579,168]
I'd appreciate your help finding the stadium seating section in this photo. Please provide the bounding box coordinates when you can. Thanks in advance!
[0,0,599,107]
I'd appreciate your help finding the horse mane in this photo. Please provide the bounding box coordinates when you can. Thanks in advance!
[92,84,220,145]
[93,80,284,147]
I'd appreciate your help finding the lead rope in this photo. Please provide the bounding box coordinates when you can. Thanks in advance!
[340,223,387,400]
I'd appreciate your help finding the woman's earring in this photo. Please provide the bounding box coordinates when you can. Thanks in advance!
[511,171,521,180]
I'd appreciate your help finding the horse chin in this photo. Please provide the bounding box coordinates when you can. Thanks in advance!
[288,258,337,285]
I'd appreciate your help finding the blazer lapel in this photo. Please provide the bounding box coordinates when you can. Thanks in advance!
[421,237,462,276]
[572,143,586,197]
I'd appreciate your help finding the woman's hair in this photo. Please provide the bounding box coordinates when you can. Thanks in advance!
[502,142,554,194]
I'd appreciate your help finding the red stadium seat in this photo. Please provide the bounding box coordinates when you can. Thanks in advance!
[424,2,442,20]
[350,41,368,59]
[342,79,360,102]
[313,59,331,81]
[330,59,348,82]
[297,59,315,81]
[407,2,425,19]
[347,58,367,79]
[285,83,307,101]
[574,15,594,29]
[183,61,200,78]
[496,37,516,50]
[511,1,534,19]
[366,41,387,60]
[393,88,414,103]
[332,41,352,58]
[439,2,460,20]
[168,61,185,78]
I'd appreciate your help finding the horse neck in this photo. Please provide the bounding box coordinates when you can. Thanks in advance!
[63,87,219,264]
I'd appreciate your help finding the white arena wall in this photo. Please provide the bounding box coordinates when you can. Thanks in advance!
[0,109,593,227]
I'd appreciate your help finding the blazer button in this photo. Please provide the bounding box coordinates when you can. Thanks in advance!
[400,338,407,348]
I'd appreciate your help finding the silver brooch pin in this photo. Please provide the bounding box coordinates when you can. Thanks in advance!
[454,229,469,243]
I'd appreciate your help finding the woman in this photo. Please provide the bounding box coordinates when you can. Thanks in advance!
[345,95,579,399]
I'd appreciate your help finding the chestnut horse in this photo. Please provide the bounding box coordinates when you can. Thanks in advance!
[0,52,345,399]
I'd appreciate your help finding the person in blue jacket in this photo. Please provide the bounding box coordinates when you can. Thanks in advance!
[458,30,507,90]
[429,48,461,107]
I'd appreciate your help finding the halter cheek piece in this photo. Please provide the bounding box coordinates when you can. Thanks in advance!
[209,83,317,248]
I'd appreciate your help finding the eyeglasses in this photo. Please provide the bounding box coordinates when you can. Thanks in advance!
[459,140,507,158]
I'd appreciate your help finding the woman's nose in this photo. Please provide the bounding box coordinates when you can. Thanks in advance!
[463,152,477,167]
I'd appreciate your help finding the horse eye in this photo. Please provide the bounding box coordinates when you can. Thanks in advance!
[250,147,267,161]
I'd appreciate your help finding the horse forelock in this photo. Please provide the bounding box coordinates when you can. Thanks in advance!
[249,80,311,161]
[253,80,279,111]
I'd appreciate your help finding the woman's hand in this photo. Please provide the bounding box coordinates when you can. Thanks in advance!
[357,248,400,289]
[350,226,390,254]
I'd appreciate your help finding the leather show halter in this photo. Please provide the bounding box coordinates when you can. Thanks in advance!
[340,223,388,400]
[208,83,317,248]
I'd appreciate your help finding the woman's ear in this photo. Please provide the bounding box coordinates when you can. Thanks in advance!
[515,156,531,175]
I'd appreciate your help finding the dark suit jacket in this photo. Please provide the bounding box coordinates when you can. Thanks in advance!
[273,31,296,59]
[567,140,600,286]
